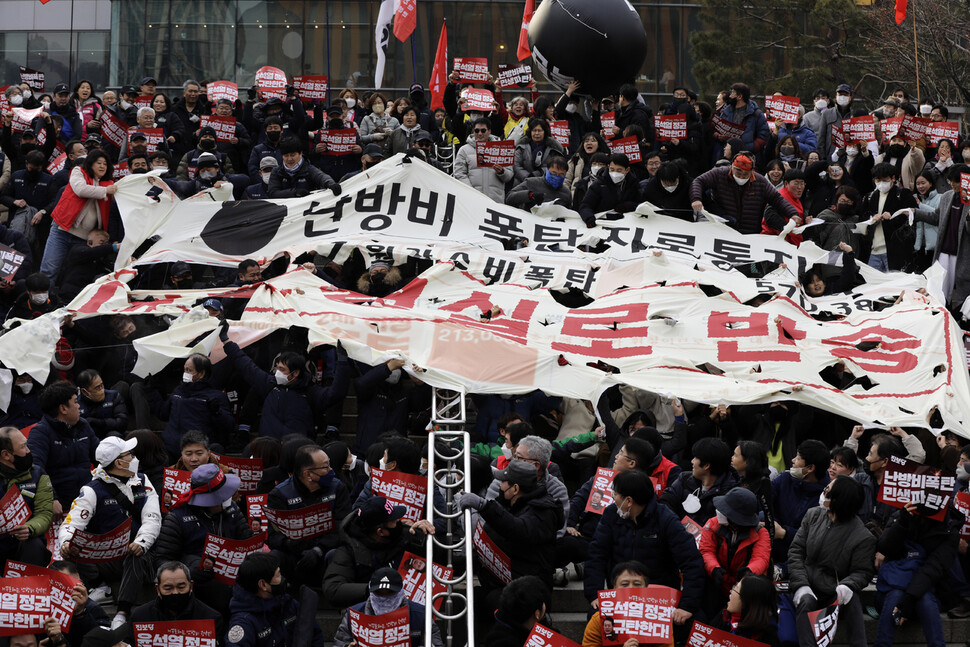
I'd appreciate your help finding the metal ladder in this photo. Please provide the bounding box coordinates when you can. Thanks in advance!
[425,387,474,647]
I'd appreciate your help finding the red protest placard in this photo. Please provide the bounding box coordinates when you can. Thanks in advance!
[711,114,746,140]
[202,532,267,585]
[655,114,687,141]
[764,95,801,123]
[465,88,495,112]
[322,128,357,156]
[128,127,165,154]
[476,140,514,168]
[0,487,31,535]
[161,467,191,514]
[901,115,930,142]
[10,108,41,134]
[349,606,409,647]
[880,117,904,143]
[682,516,703,548]
[597,585,681,645]
[0,575,54,636]
[610,136,642,163]
[71,518,132,563]
[45,513,65,558]
[550,120,570,148]
[397,550,453,611]
[585,468,616,515]
[293,75,329,101]
[212,453,262,494]
[207,81,238,103]
[135,96,154,110]
[99,110,129,149]
[256,66,288,100]
[112,160,129,181]
[829,122,845,150]
[842,116,876,144]
[962,173,970,206]
[686,621,766,647]
[0,245,27,282]
[46,152,67,175]
[954,492,970,540]
[808,603,840,647]
[526,623,582,647]
[246,494,268,534]
[473,520,512,584]
[454,58,489,83]
[497,64,532,89]
[263,501,334,540]
[18,68,44,93]
[926,121,959,146]
[200,115,237,143]
[877,455,955,521]
[371,468,427,523]
[601,111,616,140]
[3,562,81,632]
[133,619,217,647]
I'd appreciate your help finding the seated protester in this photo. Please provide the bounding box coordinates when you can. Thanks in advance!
[731,441,775,541]
[770,439,830,563]
[578,153,642,228]
[0,373,43,429]
[50,560,110,647]
[155,464,251,617]
[584,470,704,628]
[59,436,161,629]
[340,143,385,182]
[168,152,247,200]
[659,437,738,526]
[171,430,228,473]
[1,149,53,251]
[57,228,118,302]
[790,476,875,647]
[505,154,570,209]
[219,331,350,439]
[761,168,807,245]
[155,353,234,458]
[244,156,277,200]
[333,568,444,647]
[76,369,127,439]
[0,426,53,566]
[849,430,921,531]
[267,136,341,198]
[255,436,315,495]
[246,117,285,184]
[266,445,351,588]
[699,488,771,617]
[828,445,874,521]
[125,153,150,175]
[149,151,176,178]
[322,495,433,608]
[858,161,918,272]
[800,242,859,299]
[582,561,673,647]
[6,271,61,322]
[324,440,366,498]
[486,575,552,647]
[28,380,100,513]
[226,552,325,647]
[713,574,780,647]
[131,561,224,638]
[638,160,693,221]
[176,127,234,180]
[570,152,609,209]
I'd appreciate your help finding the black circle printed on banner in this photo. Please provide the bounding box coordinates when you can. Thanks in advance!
[200,201,287,256]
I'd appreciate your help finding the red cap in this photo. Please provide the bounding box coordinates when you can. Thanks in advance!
[732,155,753,172]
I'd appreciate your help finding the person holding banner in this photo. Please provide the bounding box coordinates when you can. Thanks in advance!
[512,120,566,185]
[505,155,571,209]
[267,137,341,199]
[858,161,918,272]
[155,354,234,458]
[639,160,694,221]
[60,436,161,629]
[577,153,641,228]
[453,118,513,203]
[0,426,53,566]
[130,561,224,640]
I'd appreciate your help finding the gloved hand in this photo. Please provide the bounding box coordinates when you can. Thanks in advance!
[736,567,751,581]
[297,546,324,571]
[331,183,342,196]
[793,586,816,606]
[835,584,854,606]
[711,567,725,589]
[247,85,258,101]
[218,320,229,342]
[584,219,596,229]
[454,491,485,511]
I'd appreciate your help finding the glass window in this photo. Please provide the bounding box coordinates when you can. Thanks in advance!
[0,33,29,88]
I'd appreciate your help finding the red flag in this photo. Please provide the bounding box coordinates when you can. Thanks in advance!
[517,0,536,61]
[895,0,907,24]
[428,20,448,111]
[394,0,417,42]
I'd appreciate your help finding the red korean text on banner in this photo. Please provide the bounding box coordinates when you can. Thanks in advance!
[842,116,876,144]
[262,501,334,540]
[597,585,681,645]
[497,64,533,89]
[394,0,417,42]
[370,468,428,523]
[453,58,489,83]
[128,128,164,154]
[610,137,642,164]
[954,491,970,540]
[526,623,582,647]
[293,75,329,101]
[601,111,616,140]
[2,561,81,633]
[550,121,570,148]
[464,88,495,113]
[901,115,930,142]
[808,603,840,647]
[45,513,65,558]
[397,550,453,611]
[0,487,31,535]
[473,520,512,584]
[0,575,55,636]
[202,532,268,585]
[428,21,448,111]
[0,245,27,283]
[655,114,687,142]
[322,129,358,156]
[585,467,616,515]
[246,494,268,534]
[961,173,970,206]
[710,115,746,140]
[134,96,154,110]
[877,455,955,521]
[764,95,801,123]
[207,81,238,103]
[133,619,217,647]
[200,115,237,143]
[829,123,845,151]
[682,516,703,548]
[212,453,263,494]
[349,606,410,647]
[71,518,132,563]
[0,87,8,115]
[161,467,191,514]
[880,117,904,143]
[112,161,129,180]
[256,66,288,100]
[99,111,129,149]
[10,108,41,134]
[686,621,766,647]
[476,140,515,168]
[926,121,959,146]
[46,152,67,175]
[18,68,44,92]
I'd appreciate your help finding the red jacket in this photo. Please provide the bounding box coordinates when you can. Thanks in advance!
[50,168,112,232]
[650,455,679,497]
[698,516,771,594]
[760,185,804,245]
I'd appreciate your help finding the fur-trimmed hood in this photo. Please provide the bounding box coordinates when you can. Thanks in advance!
[356,266,403,295]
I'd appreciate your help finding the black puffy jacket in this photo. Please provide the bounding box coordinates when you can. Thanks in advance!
[154,501,253,581]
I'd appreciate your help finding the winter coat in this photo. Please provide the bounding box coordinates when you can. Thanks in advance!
[453,135,514,203]
[659,470,739,526]
[26,414,99,506]
[0,464,52,551]
[819,105,853,159]
[506,175,571,209]
[78,389,127,438]
[614,100,655,148]
[358,113,400,145]
[225,586,324,647]
[385,125,423,156]
[350,362,429,452]
[158,379,234,456]
[131,595,224,642]
[59,467,161,550]
[246,141,283,184]
[913,189,970,307]
[155,501,253,581]
[578,172,642,227]
[266,161,338,198]
[57,242,116,302]
[485,471,569,538]
[471,392,561,442]
[770,471,830,554]
[859,185,918,269]
[513,135,566,183]
[266,475,351,556]
[333,599,443,647]
[698,516,771,594]
[875,146,926,192]
[788,506,876,601]
[777,123,818,153]
[715,100,769,156]
[690,167,798,234]
[639,170,693,220]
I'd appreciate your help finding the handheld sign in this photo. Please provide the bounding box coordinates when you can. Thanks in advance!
[454,58,490,83]
[597,585,681,645]
[585,468,616,515]
[764,95,801,123]
[877,455,955,521]
[497,64,533,89]
[476,140,515,168]
[655,114,687,141]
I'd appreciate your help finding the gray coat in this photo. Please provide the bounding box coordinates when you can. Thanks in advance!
[453,135,514,203]
[788,506,876,600]
[513,136,566,183]
[914,188,970,307]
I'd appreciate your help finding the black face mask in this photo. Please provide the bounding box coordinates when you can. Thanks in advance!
[888,144,908,158]
[25,169,40,180]
[266,131,281,144]
[270,577,286,596]
[672,96,687,107]
[199,139,217,151]
[20,143,35,156]
[837,202,854,216]
[131,167,148,174]
[11,452,32,474]
[769,405,787,423]
[328,119,344,129]
[158,591,192,613]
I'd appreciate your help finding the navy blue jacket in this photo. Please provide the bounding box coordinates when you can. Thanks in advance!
[771,470,830,554]
[155,501,252,581]
[78,389,128,438]
[26,414,99,505]
[471,391,561,443]
[578,172,642,227]
[244,182,269,200]
[158,379,234,456]
[266,160,338,198]
[584,497,705,613]
[567,474,601,538]
[267,475,351,554]
[0,388,42,429]
[84,475,151,537]
[351,362,430,452]
[0,169,53,211]
[247,142,283,184]
[659,469,739,526]
[225,586,324,647]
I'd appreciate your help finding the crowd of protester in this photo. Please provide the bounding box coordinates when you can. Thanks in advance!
[0,69,965,647]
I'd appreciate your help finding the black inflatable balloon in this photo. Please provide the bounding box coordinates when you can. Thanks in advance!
[200,201,287,256]
[528,0,648,98]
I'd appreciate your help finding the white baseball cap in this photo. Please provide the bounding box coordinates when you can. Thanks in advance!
[95,436,138,467]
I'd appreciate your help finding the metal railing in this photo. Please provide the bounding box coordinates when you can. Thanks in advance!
[425,387,473,647]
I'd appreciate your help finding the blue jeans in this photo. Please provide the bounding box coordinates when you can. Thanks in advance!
[875,589,944,647]
[868,252,889,272]
[40,223,84,279]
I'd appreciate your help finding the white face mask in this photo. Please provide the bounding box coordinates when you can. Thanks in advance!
[274,369,289,386]
[663,182,679,193]
[283,160,300,171]
[379,458,387,470]
[876,181,892,194]
[182,372,193,383]
[30,292,48,305]
[683,492,702,514]
[716,510,729,526]
[609,171,625,184]
[9,95,22,107]
[845,146,859,157]
[590,165,605,175]
[344,98,356,109]
[814,99,827,111]
[733,173,749,186]
[616,497,631,520]
[120,100,132,111]
[790,466,807,480]
[347,455,358,471]
[152,164,167,172]
[261,171,273,184]
[565,103,578,114]
[17,383,32,394]
[372,103,385,115]
[22,90,31,100]
[501,445,512,459]
[200,170,217,181]
[835,95,850,107]
[818,492,829,508]
[123,456,140,475]
[920,104,932,115]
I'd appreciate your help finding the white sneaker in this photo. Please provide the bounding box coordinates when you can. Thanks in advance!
[110,613,127,630]
[89,585,112,603]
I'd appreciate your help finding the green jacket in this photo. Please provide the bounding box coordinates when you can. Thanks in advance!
[470,430,600,460]
[0,465,54,539]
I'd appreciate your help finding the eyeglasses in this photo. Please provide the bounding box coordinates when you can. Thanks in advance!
[473,129,489,134]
